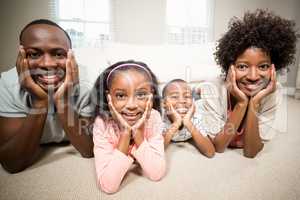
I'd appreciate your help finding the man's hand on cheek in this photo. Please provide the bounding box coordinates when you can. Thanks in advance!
[53,49,79,107]
[16,46,48,109]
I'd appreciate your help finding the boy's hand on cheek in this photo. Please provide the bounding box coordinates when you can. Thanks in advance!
[183,102,195,128]
[167,102,182,126]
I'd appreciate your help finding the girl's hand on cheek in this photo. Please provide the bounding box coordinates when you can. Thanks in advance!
[107,94,131,132]
[226,65,248,104]
[132,94,153,132]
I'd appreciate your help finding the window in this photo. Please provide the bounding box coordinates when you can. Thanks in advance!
[166,0,214,45]
[54,0,111,47]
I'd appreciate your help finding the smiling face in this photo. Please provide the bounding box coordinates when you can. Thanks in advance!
[21,24,71,91]
[108,69,152,126]
[163,81,192,119]
[234,47,272,97]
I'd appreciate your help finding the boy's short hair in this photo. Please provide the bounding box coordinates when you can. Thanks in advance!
[162,79,188,98]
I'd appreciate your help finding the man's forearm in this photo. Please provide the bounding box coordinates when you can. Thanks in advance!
[56,104,94,157]
[0,112,47,173]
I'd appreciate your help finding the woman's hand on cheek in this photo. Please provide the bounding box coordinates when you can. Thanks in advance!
[252,64,277,106]
[226,65,248,104]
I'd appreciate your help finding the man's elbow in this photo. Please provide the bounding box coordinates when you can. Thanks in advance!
[79,151,94,158]
[1,162,28,174]
[77,144,94,158]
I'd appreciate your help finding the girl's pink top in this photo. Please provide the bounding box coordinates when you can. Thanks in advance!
[93,109,166,194]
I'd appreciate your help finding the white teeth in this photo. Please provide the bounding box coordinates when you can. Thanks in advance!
[176,108,188,113]
[32,68,65,78]
[246,84,258,89]
[42,75,57,79]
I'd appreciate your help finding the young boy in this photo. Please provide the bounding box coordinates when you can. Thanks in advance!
[162,79,215,158]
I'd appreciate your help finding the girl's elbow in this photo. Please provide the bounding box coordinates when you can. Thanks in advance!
[98,178,120,194]
[146,161,166,181]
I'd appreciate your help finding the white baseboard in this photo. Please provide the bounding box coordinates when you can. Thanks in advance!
[283,87,295,96]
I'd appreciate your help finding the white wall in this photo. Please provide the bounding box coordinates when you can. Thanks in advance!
[0,0,51,72]
[112,0,166,44]
[1,0,299,88]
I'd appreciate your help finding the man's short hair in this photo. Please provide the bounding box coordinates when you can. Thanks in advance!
[19,19,72,48]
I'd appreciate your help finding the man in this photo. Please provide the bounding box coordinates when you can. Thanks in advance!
[0,19,94,173]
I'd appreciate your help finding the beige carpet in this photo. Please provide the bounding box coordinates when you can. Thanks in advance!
[1,96,300,200]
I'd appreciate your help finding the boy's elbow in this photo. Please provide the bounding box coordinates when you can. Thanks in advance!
[215,145,226,153]
[204,150,215,158]
[213,139,226,153]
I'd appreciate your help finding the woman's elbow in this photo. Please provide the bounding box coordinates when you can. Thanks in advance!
[243,151,258,158]
[243,143,264,158]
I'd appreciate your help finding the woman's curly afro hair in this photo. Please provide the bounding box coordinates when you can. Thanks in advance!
[214,9,298,75]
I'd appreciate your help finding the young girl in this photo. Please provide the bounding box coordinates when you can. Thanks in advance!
[162,79,215,158]
[199,9,297,158]
[91,60,166,194]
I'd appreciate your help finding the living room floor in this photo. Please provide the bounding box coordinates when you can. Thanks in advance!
[1,96,300,200]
